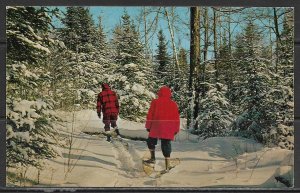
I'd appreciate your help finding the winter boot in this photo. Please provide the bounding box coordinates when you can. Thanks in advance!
[115,128,120,136]
[114,126,121,138]
[144,150,156,164]
[165,158,171,171]
[105,130,111,136]
[106,135,111,142]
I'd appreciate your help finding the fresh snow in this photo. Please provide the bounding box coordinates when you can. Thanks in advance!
[20,23,43,41]
[15,34,51,53]
[7,109,294,188]
[15,131,30,143]
[12,100,47,117]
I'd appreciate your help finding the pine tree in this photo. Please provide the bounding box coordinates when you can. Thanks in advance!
[278,14,293,82]
[113,11,144,65]
[161,47,188,117]
[231,21,275,143]
[155,29,171,85]
[178,48,188,73]
[267,12,294,150]
[195,83,233,139]
[6,6,59,168]
[94,16,107,55]
[60,7,96,53]
[107,11,156,122]
[105,63,156,122]
[218,36,233,90]
[57,8,113,110]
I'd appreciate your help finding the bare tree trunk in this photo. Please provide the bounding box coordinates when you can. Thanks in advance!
[213,8,219,83]
[228,11,232,55]
[268,16,273,65]
[143,7,148,52]
[218,9,222,52]
[202,7,209,95]
[164,7,180,74]
[188,7,200,129]
[227,10,233,90]
[140,7,161,55]
[273,7,281,74]
[203,8,209,61]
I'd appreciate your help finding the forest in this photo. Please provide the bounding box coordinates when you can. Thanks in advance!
[6,6,293,177]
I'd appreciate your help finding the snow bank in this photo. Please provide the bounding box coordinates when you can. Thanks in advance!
[273,152,294,187]
[200,137,264,158]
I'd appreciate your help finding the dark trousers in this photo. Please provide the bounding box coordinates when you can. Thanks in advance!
[103,113,118,131]
[147,137,171,158]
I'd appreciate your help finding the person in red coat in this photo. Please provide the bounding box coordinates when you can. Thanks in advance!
[97,83,120,142]
[144,86,180,171]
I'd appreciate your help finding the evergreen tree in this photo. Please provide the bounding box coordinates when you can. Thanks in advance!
[231,21,275,143]
[57,8,112,110]
[6,6,59,168]
[278,14,293,82]
[105,63,156,122]
[108,11,157,122]
[195,83,233,139]
[218,37,233,90]
[94,16,107,55]
[113,11,144,65]
[155,29,171,85]
[169,47,188,117]
[267,13,294,150]
[46,45,106,110]
[60,7,96,53]
[178,48,188,73]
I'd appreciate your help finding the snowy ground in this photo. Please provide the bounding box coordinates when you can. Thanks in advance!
[7,110,294,188]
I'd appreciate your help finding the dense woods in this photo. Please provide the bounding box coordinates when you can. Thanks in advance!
[6,6,294,170]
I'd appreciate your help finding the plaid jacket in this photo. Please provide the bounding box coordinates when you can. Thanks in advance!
[97,84,119,115]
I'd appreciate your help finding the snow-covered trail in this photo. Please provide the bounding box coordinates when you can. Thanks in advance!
[9,110,293,188]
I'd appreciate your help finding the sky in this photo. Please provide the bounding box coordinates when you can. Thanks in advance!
[51,6,191,54]
[50,6,289,59]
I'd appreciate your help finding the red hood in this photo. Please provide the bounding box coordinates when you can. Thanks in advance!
[158,86,172,98]
[102,83,110,90]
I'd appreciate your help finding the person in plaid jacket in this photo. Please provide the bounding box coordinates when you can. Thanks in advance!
[97,83,120,141]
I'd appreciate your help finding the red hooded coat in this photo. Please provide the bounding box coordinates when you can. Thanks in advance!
[145,86,180,140]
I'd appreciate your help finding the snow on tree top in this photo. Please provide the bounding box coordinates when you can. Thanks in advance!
[119,76,127,82]
[57,40,66,49]
[77,89,96,98]
[6,125,15,140]
[13,100,35,116]
[134,71,145,77]
[131,83,145,95]
[124,63,138,68]
[287,102,294,108]
[16,34,51,54]
[6,6,18,10]
[13,100,47,117]
[35,99,48,110]
[125,84,130,90]
[24,70,39,80]
[20,23,43,41]
[15,131,30,143]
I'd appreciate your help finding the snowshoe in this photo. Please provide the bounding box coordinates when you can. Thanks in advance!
[143,158,156,165]
[142,152,155,176]
[154,158,180,178]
